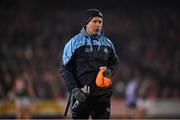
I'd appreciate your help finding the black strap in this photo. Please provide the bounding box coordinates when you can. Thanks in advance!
[64,92,71,116]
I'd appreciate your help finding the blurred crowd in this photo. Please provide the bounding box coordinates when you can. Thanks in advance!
[0,0,180,101]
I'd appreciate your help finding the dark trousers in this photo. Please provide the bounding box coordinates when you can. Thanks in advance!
[70,94,111,119]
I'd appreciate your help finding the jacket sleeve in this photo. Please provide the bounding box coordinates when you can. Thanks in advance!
[60,39,77,92]
[107,41,120,77]
[108,54,119,76]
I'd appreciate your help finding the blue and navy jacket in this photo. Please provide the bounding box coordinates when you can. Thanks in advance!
[60,27,119,96]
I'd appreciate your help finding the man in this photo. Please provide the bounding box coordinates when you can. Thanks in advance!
[60,8,119,119]
[13,76,35,119]
[125,72,140,109]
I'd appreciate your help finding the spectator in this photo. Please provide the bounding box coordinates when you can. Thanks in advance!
[125,72,141,107]
[13,75,35,119]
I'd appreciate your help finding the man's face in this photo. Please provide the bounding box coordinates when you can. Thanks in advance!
[86,16,103,36]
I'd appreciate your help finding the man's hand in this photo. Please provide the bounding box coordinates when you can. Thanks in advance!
[103,69,111,78]
[71,86,90,112]
[96,67,112,88]
[72,87,87,103]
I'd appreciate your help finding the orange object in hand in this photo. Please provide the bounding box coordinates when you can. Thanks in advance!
[96,67,112,88]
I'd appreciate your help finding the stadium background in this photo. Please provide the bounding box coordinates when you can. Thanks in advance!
[0,0,180,119]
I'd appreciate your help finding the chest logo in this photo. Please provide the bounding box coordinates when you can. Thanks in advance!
[85,47,91,52]
[104,48,109,54]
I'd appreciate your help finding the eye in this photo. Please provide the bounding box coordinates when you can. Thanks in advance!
[93,20,98,23]
[98,21,102,24]
[93,20,102,24]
